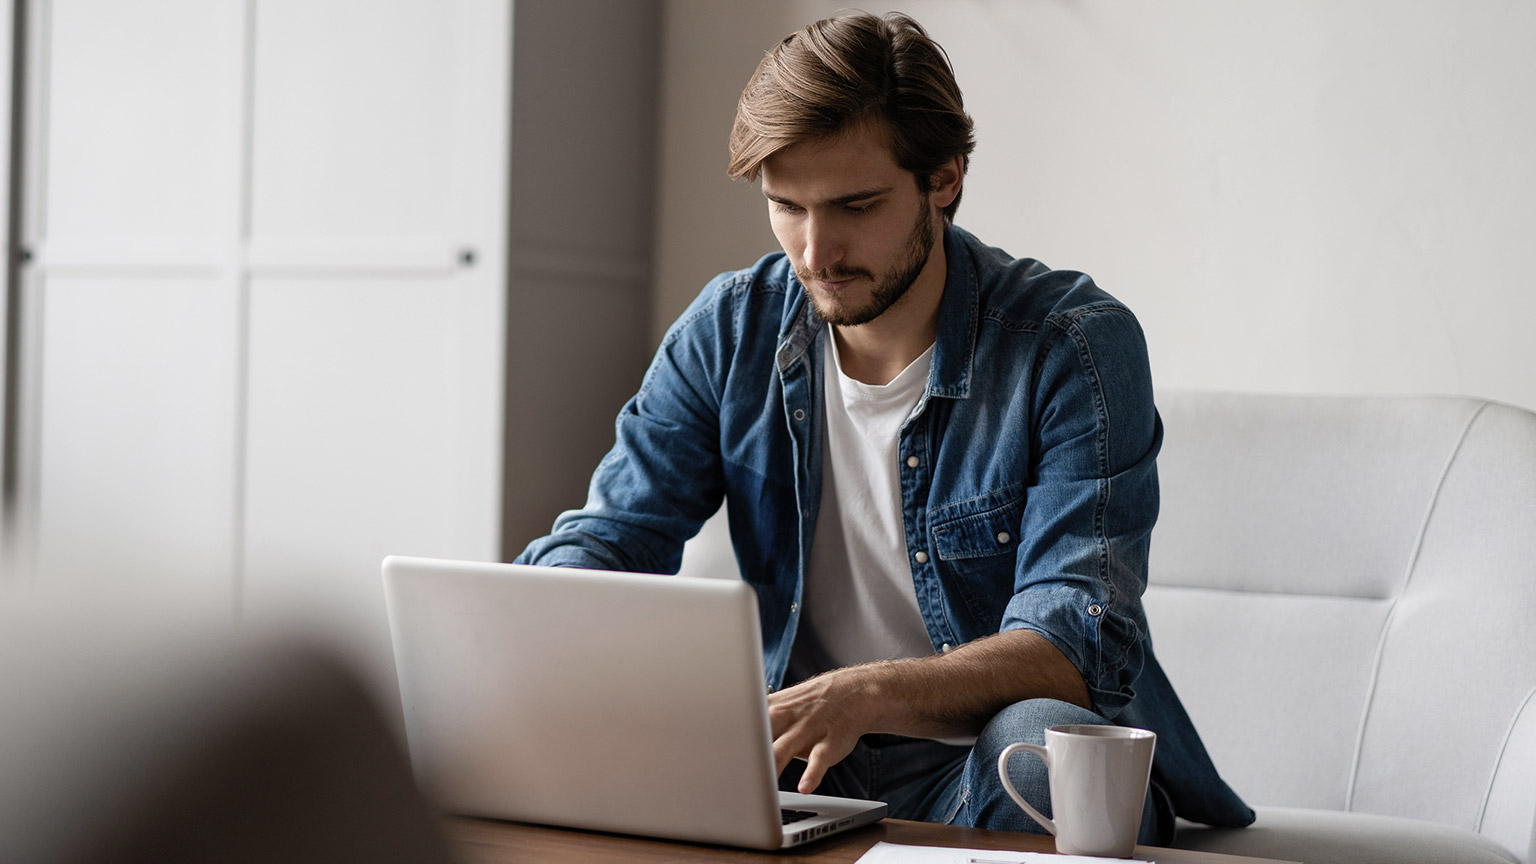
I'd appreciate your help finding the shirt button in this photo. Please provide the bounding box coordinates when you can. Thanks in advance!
[790,602,799,614]
[1088,604,1104,617]
[940,643,952,653]
[996,531,1010,545]
[793,409,806,421]
[914,551,929,564]
[906,455,920,468]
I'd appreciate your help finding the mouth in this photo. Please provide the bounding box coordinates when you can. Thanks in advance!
[804,270,867,293]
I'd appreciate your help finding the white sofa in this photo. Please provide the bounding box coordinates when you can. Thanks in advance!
[1150,392,1536,864]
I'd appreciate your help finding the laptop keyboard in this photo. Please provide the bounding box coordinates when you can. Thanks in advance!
[781,808,818,825]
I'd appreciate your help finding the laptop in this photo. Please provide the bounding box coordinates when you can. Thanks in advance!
[381,556,887,849]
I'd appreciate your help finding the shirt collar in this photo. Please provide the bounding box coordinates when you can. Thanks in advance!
[928,221,978,400]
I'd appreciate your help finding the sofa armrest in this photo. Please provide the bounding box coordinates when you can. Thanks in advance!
[1482,687,1536,863]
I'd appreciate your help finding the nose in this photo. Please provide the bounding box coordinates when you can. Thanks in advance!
[801,214,844,275]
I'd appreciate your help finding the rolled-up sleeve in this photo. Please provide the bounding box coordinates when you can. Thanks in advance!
[1001,302,1160,720]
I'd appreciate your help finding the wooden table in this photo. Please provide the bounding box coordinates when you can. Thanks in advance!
[448,816,1299,864]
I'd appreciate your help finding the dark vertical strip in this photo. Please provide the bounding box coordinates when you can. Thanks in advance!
[2,0,29,534]
[498,0,516,563]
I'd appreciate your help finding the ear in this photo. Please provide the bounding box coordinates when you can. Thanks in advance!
[927,154,965,210]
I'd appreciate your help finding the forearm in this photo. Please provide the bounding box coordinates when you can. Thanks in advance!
[850,629,1091,738]
[769,628,1091,792]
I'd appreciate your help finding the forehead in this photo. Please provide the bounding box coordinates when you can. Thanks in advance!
[759,121,907,200]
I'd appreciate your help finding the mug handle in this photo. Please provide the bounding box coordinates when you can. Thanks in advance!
[997,742,1056,836]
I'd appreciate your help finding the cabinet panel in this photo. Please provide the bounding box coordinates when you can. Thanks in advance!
[34,276,237,606]
[249,0,457,242]
[42,0,242,243]
[242,275,498,697]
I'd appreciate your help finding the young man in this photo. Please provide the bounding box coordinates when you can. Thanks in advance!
[517,12,1252,842]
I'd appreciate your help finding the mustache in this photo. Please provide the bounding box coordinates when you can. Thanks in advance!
[798,267,872,283]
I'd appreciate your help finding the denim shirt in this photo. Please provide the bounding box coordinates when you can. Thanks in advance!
[517,223,1254,828]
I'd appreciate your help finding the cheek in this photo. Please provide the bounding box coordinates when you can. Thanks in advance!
[768,215,802,259]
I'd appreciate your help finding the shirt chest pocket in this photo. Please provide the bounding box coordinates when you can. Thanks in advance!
[928,488,1026,632]
[929,488,1025,561]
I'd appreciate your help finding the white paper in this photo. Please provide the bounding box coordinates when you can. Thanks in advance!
[853,841,1154,864]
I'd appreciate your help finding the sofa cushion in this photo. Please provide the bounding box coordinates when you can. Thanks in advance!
[1174,807,1520,864]
[1142,585,1389,810]
[1151,394,1478,598]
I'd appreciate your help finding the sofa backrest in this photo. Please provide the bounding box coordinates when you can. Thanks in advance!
[1145,391,1536,859]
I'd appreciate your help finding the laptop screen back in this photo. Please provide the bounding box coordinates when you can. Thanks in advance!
[382,557,787,849]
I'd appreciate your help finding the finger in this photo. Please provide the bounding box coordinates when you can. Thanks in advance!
[773,737,793,777]
[772,728,808,777]
[797,741,833,795]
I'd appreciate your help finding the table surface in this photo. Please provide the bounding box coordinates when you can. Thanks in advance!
[447,816,1300,864]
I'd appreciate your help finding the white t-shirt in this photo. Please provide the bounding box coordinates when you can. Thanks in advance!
[788,328,937,684]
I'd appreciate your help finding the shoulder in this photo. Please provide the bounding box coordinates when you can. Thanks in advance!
[952,227,1153,417]
[944,229,1148,379]
[956,232,1158,471]
[952,226,1138,338]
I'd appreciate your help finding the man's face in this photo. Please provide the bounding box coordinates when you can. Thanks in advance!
[760,122,943,327]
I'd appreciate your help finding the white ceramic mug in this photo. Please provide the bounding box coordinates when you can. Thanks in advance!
[997,724,1156,858]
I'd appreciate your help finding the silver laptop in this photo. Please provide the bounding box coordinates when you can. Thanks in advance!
[381,556,887,849]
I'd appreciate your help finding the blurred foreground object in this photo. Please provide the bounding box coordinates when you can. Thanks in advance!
[0,599,452,864]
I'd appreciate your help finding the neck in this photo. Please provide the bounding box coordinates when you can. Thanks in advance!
[831,230,947,386]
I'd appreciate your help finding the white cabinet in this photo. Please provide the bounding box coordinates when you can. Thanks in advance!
[239,0,508,697]
[13,0,509,700]
[26,0,247,609]
[36,276,240,611]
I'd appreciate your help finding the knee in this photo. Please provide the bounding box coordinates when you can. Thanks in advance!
[954,699,1111,833]
[974,698,1108,761]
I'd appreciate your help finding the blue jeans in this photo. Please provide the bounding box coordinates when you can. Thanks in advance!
[778,699,1176,844]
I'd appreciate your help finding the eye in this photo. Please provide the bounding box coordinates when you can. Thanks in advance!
[772,202,804,215]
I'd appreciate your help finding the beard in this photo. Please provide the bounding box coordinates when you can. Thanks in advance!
[798,198,938,328]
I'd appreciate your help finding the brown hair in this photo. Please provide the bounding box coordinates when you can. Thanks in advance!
[728,11,975,220]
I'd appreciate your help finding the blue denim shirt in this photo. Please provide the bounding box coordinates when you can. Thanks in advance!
[517,223,1253,828]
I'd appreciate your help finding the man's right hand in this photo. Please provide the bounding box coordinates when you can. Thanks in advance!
[768,667,879,794]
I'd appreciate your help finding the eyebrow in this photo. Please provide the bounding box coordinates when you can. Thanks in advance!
[762,185,894,208]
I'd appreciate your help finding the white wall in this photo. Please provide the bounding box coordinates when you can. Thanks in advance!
[655,1,1536,412]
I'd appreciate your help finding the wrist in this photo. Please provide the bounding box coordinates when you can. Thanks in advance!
[837,658,911,733]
